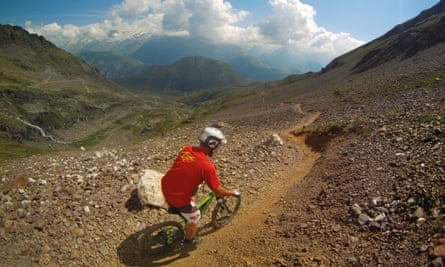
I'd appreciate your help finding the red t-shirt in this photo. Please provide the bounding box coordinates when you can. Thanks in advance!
[161,145,221,207]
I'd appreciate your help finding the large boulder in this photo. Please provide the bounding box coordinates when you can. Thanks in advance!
[137,169,167,208]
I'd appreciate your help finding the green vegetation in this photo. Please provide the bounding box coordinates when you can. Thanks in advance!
[275,72,315,87]
[77,50,146,79]
[0,140,51,160]
[369,71,444,98]
[292,121,350,137]
[69,127,112,148]
[417,112,439,124]
[132,108,190,136]
[405,71,445,88]
[290,120,356,153]
[330,70,444,105]
[179,85,257,120]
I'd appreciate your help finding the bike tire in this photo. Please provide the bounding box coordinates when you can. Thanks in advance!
[137,221,184,256]
[211,195,241,229]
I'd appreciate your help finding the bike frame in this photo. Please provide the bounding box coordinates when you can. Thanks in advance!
[196,191,216,215]
[142,191,239,254]
[174,191,216,225]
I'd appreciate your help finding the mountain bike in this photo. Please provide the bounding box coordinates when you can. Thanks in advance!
[137,190,241,255]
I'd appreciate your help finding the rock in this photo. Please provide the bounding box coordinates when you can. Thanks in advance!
[413,206,425,218]
[351,203,362,216]
[137,169,167,208]
[16,208,27,219]
[430,239,445,259]
[370,196,384,207]
[427,257,443,267]
[261,134,284,147]
[369,221,381,232]
[347,256,359,264]
[33,219,46,231]
[358,213,372,225]
[374,213,386,222]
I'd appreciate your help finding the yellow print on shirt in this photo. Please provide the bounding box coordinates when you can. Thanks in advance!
[180,151,196,162]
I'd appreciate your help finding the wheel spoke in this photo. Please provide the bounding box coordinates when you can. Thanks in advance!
[211,196,241,228]
[138,221,184,256]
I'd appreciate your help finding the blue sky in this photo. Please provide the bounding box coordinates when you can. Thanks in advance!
[0,0,440,65]
[1,0,437,41]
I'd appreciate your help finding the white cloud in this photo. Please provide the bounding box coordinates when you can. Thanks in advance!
[25,0,364,65]
[185,0,248,42]
[254,0,364,63]
[110,0,160,19]
[260,0,318,41]
[26,22,82,46]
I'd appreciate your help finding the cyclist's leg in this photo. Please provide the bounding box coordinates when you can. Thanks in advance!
[185,223,198,241]
[177,201,201,242]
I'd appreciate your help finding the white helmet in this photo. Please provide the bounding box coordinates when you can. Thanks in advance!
[199,127,227,149]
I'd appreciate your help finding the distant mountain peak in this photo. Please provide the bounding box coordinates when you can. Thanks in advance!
[0,24,55,50]
[115,55,253,94]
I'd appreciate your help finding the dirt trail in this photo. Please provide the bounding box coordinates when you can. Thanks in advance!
[157,110,322,267]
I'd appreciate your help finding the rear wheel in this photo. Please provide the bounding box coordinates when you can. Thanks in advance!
[211,195,241,228]
[137,221,184,255]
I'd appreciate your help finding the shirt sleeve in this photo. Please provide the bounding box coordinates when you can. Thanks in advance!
[202,162,221,190]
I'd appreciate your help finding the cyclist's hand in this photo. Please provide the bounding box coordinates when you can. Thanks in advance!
[233,189,240,197]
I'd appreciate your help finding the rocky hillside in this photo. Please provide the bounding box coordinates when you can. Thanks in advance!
[273,87,444,267]
[0,106,307,266]
[352,0,445,73]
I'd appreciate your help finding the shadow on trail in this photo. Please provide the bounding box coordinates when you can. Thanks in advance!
[117,224,191,267]
[117,221,219,266]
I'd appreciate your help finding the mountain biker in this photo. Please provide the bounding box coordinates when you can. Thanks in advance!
[161,126,240,245]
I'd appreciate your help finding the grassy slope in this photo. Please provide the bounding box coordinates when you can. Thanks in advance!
[0,25,193,159]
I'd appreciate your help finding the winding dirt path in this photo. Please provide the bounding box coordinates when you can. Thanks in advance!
[157,110,322,266]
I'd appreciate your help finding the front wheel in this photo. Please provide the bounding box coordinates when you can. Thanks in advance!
[137,221,184,256]
[211,195,241,228]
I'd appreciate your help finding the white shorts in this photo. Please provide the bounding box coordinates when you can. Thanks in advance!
[178,201,201,224]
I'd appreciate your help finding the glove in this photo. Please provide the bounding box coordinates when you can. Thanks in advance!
[233,189,240,196]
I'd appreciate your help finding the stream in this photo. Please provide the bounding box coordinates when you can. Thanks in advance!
[15,117,72,144]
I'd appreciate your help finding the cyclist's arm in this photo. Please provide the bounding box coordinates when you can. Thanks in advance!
[213,185,238,197]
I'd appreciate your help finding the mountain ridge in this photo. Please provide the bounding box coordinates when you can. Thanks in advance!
[129,36,313,81]
[320,0,445,74]
[114,55,256,94]
[77,50,146,79]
